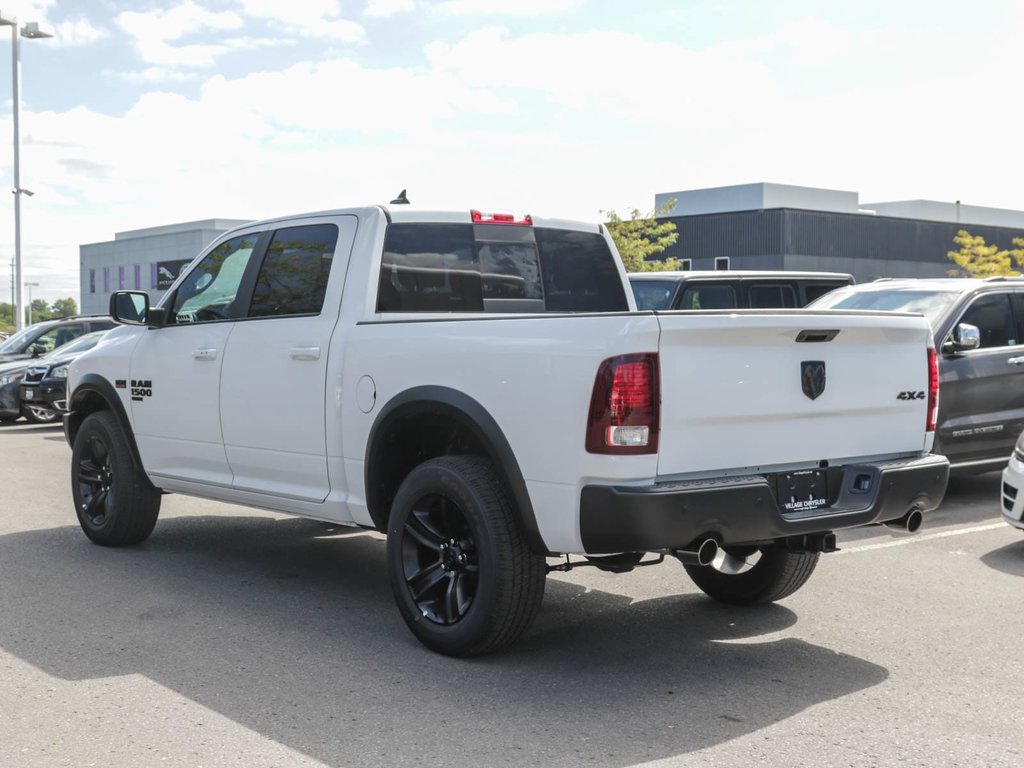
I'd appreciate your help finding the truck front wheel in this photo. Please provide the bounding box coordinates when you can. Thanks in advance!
[386,455,546,657]
[683,544,819,605]
[71,411,161,546]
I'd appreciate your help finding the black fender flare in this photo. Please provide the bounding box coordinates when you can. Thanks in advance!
[66,374,148,477]
[365,386,549,555]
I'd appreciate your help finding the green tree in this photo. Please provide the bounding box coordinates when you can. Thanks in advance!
[0,302,13,332]
[947,229,1024,278]
[603,199,681,272]
[52,297,78,317]
[29,299,53,324]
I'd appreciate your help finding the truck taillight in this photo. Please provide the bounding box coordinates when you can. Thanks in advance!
[927,347,939,432]
[470,209,532,225]
[586,353,660,454]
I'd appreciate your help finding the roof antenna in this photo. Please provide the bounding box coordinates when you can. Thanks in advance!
[390,189,410,205]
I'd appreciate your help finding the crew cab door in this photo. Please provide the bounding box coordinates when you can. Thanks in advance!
[937,291,1024,465]
[130,232,263,486]
[219,217,356,502]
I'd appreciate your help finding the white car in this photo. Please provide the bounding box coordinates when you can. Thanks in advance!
[1000,432,1024,531]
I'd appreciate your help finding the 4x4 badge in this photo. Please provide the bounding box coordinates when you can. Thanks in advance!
[801,361,826,400]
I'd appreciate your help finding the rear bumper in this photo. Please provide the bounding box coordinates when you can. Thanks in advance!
[579,454,950,554]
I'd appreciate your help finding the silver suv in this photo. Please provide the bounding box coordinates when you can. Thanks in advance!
[810,277,1024,475]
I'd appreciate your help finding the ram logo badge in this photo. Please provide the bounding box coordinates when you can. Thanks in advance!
[801,361,826,400]
[130,379,153,402]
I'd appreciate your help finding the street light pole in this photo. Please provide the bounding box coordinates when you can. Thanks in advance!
[24,280,38,326]
[0,15,52,332]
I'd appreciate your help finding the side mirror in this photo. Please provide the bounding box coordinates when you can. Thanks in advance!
[29,343,47,358]
[109,290,166,329]
[944,322,981,353]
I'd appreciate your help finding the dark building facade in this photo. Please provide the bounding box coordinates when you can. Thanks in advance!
[654,184,1024,283]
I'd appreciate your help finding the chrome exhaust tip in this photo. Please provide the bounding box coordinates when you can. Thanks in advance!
[884,507,923,535]
[672,538,719,567]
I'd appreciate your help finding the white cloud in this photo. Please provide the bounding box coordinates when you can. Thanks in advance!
[115,67,202,84]
[0,1,55,22]
[364,0,416,18]
[116,1,244,67]
[434,0,581,15]
[52,18,107,47]
[238,0,365,41]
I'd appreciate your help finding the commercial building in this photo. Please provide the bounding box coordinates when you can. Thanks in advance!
[653,183,1024,281]
[79,219,250,315]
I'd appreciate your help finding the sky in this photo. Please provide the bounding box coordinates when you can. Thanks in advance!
[0,0,1022,305]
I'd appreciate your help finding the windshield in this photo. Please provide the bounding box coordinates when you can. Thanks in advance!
[43,331,107,359]
[809,287,959,328]
[0,324,49,354]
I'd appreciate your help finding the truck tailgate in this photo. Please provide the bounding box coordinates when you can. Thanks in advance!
[655,310,932,477]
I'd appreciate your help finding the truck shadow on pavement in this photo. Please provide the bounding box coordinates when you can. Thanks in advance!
[0,516,888,768]
[980,538,1024,577]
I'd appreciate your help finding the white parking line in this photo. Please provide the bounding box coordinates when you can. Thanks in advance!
[837,522,1007,554]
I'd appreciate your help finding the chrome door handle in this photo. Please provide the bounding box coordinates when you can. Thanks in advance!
[289,346,321,361]
[1008,357,1024,366]
[192,348,218,361]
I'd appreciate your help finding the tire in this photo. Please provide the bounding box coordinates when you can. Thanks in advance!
[22,404,60,424]
[683,544,819,605]
[386,455,546,657]
[71,410,161,546]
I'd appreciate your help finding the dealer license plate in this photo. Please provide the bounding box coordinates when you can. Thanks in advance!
[776,469,828,513]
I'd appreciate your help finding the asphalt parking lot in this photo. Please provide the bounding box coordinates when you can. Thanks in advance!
[2,421,1022,768]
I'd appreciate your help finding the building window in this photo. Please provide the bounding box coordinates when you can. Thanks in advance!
[89,269,96,294]
[118,266,125,290]
[715,257,730,271]
[680,259,692,271]
[134,264,141,290]
[103,268,110,293]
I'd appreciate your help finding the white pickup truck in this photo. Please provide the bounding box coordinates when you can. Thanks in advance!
[66,204,949,656]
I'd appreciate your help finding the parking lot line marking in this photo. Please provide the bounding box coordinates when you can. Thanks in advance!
[837,522,1007,554]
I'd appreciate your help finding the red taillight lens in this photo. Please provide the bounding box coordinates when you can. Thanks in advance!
[470,209,532,225]
[927,347,939,432]
[586,353,660,454]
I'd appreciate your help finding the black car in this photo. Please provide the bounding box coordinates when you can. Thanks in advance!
[3,331,110,424]
[628,270,854,311]
[810,277,1024,474]
[0,315,116,364]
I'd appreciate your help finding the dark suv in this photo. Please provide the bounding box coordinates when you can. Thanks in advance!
[0,315,116,364]
[810,277,1024,474]
[629,270,853,311]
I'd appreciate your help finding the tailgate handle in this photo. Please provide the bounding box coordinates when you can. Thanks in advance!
[796,329,840,343]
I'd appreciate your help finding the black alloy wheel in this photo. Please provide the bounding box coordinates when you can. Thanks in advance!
[71,411,160,546]
[386,455,546,657]
[76,432,114,529]
[400,493,479,625]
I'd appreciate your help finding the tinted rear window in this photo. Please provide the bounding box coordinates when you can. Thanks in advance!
[378,223,628,313]
[630,280,676,310]
[678,284,737,310]
[748,283,797,308]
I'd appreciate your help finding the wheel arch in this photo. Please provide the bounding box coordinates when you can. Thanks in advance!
[364,385,549,555]
[67,374,149,478]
